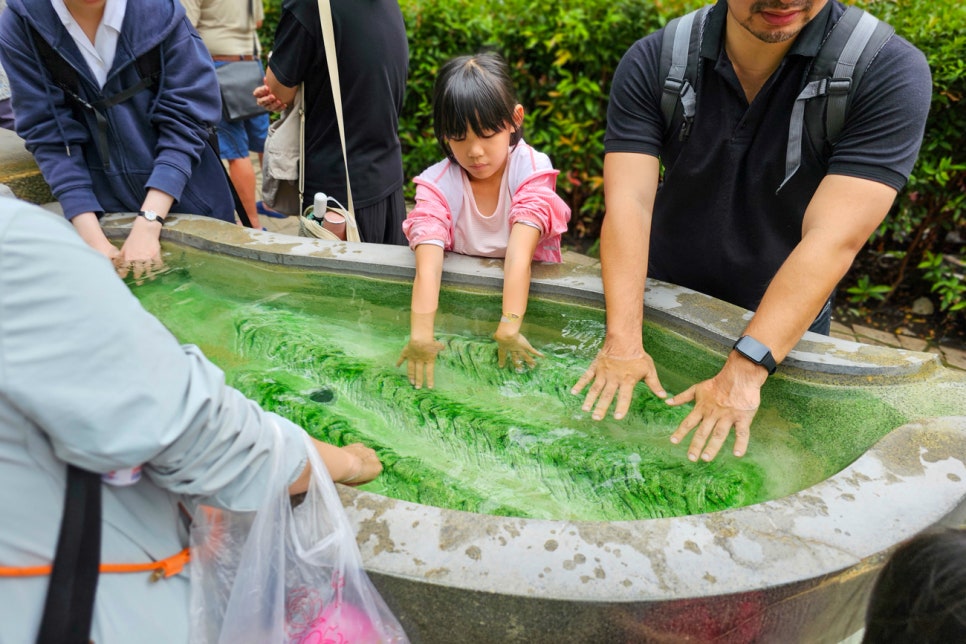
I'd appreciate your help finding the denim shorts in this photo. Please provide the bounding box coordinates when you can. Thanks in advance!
[213,60,269,159]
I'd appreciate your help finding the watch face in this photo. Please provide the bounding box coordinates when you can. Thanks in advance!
[143,211,158,221]
[737,337,769,362]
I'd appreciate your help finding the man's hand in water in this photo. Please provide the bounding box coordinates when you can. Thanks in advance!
[396,338,445,389]
[493,329,543,371]
[571,349,666,420]
[666,353,765,461]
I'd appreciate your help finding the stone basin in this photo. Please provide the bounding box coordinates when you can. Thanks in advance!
[104,213,966,643]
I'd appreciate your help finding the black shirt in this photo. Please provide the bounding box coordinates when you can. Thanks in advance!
[605,0,931,312]
[269,0,408,211]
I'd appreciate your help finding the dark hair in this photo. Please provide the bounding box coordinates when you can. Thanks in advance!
[863,528,966,643]
[432,51,523,162]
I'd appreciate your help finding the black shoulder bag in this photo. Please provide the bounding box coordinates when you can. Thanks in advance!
[36,465,102,644]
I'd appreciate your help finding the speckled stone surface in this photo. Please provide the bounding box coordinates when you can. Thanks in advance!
[100,214,966,643]
[0,128,53,204]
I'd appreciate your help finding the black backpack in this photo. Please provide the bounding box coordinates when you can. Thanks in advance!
[658,5,894,192]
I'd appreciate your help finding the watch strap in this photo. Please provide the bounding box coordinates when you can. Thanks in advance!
[733,335,777,375]
[137,210,164,225]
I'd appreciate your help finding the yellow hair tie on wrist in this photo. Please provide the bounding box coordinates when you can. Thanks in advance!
[501,312,521,323]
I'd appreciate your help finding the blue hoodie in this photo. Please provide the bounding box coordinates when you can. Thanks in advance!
[0,0,234,221]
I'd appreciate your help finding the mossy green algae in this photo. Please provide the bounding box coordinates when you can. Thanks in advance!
[127,246,908,521]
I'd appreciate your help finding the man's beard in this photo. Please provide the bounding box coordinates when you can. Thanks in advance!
[739,0,815,44]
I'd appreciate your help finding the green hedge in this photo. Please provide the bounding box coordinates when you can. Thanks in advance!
[853,0,965,321]
[260,0,964,326]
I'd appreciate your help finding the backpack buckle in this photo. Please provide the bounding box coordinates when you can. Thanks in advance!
[826,77,852,96]
[663,76,687,97]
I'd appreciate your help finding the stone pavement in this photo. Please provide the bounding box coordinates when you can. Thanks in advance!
[1,131,962,372]
[830,320,966,371]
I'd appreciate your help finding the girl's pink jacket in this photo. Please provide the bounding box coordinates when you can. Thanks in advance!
[402,140,571,263]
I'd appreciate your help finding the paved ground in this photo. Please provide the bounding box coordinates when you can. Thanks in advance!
[831,319,966,371]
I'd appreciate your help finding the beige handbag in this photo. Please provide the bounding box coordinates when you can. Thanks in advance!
[297,0,361,242]
[260,85,304,216]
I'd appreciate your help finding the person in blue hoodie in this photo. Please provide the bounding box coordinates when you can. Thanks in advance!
[0,0,235,275]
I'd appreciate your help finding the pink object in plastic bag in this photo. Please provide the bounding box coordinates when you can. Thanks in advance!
[290,598,379,644]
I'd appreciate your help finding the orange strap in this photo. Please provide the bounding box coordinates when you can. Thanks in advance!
[0,547,191,582]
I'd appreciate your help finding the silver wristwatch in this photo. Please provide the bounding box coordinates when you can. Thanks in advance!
[137,210,164,225]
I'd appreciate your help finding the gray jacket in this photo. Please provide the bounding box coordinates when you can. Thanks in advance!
[0,198,307,642]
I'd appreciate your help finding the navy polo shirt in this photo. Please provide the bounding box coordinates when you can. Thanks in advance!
[605,0,931,312]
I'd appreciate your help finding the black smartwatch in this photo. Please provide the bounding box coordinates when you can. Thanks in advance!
[137,209,164,225]
[732,336,777,375]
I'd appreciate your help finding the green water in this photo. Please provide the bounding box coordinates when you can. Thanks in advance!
[129,246,905,521]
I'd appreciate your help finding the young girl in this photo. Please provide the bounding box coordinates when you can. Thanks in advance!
[396,51,571,389]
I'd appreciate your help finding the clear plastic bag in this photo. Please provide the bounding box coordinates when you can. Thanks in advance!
[188,431,408,643]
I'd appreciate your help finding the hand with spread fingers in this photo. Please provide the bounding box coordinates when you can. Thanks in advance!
[571,349,667,421]
[493,329,543,371]
[396,338,445,389]
[114,257,165,283]
[666,354,766,462]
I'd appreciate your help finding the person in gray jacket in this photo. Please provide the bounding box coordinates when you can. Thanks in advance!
[0,196,382,642]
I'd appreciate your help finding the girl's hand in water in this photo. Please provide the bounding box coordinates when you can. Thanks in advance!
[493,329,543,371]
[396,338,445,389]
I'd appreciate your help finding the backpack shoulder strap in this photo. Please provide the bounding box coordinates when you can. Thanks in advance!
[28,25,162,108]
[29,26,87,107]
[818,6,895,145]
[779,6,894,191]
[28,24,164,170]
[96,44,162,110]
[659,5,712,142]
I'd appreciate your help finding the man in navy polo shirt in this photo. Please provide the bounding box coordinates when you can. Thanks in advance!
[572,0,930,463]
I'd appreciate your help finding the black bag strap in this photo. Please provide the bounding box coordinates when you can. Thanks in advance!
[36,464,102,644]
[208,131,254,228]
[659,5,711,142]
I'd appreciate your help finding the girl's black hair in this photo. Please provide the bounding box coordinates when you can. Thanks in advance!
[863,527,966,643]
[432,51,523,162]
